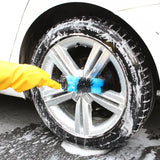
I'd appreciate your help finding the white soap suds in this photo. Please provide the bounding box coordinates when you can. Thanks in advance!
[61,141,109,156]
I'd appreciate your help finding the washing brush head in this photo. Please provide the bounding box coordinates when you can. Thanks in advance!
[60,76,106,94]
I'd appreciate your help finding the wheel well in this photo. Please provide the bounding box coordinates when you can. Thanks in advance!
[20,2,114,64]
[20,2,159,89]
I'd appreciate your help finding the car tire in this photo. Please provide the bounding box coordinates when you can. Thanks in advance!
[31,17,155,149]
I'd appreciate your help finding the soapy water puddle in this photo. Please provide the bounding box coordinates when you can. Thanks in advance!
[0,96,159,160]
[0,122,159,160]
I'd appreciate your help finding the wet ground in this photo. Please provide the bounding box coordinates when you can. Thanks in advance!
[0,94,160,160]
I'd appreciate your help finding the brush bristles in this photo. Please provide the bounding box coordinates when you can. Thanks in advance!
[64,76,104,94]
[77,77,91,93]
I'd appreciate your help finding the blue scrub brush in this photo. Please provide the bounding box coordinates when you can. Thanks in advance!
[60,76,111,94]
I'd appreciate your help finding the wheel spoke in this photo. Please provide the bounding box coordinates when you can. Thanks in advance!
[83,42,102,76]
[101,90,125,105]
[89,94,124,115]
[75,98,83,134]
[48,45,80,76]
[87,48,111,78]
[75,97,92,136]
[44,92,73,106]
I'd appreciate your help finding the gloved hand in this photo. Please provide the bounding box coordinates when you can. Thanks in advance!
[0,61,61,92]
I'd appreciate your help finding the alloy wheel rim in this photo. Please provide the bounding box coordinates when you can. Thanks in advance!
[40,35,127,138]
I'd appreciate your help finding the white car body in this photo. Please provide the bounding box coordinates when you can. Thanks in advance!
[0,0,160,98]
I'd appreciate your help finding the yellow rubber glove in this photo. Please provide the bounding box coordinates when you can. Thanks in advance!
[0,61,61,92]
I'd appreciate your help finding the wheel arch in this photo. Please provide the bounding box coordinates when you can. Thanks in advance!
[19,2,159,89]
